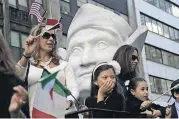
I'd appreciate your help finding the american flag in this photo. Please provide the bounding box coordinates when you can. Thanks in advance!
[29,0,45,23]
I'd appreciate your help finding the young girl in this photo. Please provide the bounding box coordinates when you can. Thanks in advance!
[126,78,166,118]
[85,61,124,118]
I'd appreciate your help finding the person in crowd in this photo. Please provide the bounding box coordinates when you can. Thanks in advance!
[113,45,139,97]
[166,79,179,118]
[0,33,28,118]
[15,20,79,117]
[126,77,166,118]
[85,61,124,118]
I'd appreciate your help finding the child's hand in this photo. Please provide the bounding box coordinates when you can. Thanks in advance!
[151,109,162,118]
[98,81,115,95]
[141,110,153,117]
[165,105,172,118]
[79,105,89,118]
[140,100,151,110]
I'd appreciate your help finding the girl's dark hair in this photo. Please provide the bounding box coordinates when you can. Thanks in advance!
[91,64,115,97]
[128,77,146,91]
[0,33,15,74]
[113,45,138,77]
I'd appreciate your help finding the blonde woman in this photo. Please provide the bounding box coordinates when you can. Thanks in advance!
[15,21,79,117]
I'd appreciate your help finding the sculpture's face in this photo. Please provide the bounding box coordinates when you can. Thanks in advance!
[67,28,122,92]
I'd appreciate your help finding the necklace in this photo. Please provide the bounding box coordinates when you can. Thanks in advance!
[39,57,52,67]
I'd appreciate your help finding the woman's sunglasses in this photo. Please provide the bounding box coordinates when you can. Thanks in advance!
[132,55,139,61]
[42,32,56,40]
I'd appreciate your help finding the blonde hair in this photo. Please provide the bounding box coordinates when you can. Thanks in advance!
[30,23,60,65]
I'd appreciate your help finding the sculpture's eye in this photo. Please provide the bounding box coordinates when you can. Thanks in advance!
[71,47,82,56]
[96,41,108,50]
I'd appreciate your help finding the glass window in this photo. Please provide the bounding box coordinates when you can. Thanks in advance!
[165,1,172,14]
[173,55,179,68]
[174,56,179,69]
[11,31,20,47]
[147,0,154,5]
[169,27,175,40]
[153,0,159,7]
[141,14,145,25]
[163,24,170,38]
[60,0,70,14]
[149,46,162,63]
[171,5,179,17]
[154,77,163,94]
[174,29,179,42]
[145,45,150,59]
[145,16,153,31]
[161,79,168,94]
[149,76,156,93]
[162,51,174,67]
[166,80,172,95]
[152,20,158,33]
[18,0,27,7]
[21,33,28,48]
[8,0,16,7]
[159,0,165,11]
[10,47,20,62]
[157,22,164,35]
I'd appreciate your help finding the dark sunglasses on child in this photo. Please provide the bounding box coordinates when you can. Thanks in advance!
[42,32,56,40]
[132,55,139,61]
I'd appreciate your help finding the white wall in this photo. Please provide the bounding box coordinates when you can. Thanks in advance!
[145,32,179,55]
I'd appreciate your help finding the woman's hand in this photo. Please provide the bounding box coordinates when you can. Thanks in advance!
[24,35,38,57]
[8,86,28,113]
[140,100,151,110]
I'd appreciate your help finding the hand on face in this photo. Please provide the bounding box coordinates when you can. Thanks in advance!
[24,35,38,56]
[98,80,115,95]
[9,86,28,113]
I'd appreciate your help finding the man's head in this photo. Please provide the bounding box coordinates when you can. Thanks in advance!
[171,79,179,100]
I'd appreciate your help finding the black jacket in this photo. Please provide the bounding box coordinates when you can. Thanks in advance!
[171,103,178,118]
[0,72,29,118]
[85,91,124,118]
[126,94,166,118]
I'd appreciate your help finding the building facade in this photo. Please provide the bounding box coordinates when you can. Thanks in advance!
[131,0,179,105]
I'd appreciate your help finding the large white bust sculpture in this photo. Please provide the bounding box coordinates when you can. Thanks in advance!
[66,4,148,99]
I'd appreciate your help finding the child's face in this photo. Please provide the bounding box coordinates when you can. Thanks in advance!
[95,68,116,88]
[131,81,148,101]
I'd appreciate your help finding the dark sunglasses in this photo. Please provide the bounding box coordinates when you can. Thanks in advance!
[42,32,56,40]
[132,55,139,61]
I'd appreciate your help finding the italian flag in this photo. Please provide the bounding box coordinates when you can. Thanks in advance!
[32,71,71,118]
